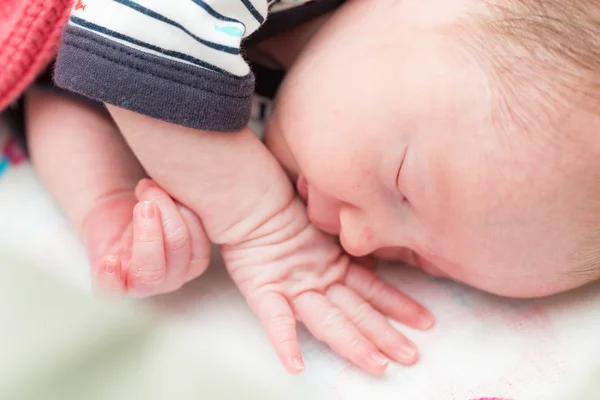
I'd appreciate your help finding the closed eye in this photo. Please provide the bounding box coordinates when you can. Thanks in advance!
[395,146,409,204]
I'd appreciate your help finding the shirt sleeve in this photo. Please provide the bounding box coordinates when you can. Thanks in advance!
[54,0,268,132]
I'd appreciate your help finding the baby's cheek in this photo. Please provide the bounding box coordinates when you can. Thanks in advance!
[265,115,300,179]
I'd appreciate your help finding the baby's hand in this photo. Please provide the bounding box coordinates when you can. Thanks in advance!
[222,198,434,375]
[91,179,212,297]
[105,108,433,373]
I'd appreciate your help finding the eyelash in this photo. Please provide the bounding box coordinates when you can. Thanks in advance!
[395,148,409,204]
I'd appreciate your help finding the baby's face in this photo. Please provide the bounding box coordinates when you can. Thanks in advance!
[266,0,600,298]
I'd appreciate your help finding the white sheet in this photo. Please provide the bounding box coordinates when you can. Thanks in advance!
[2,121,600,400]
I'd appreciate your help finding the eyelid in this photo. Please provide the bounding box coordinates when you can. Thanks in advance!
[395,146,409,202]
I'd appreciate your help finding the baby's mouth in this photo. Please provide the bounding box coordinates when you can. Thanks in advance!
[373,247,417,265]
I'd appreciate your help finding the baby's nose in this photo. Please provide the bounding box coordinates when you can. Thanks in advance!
[306,186,341,235]
[338,207,380,257]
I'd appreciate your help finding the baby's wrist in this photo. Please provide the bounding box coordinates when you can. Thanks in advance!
[107,106,299,244]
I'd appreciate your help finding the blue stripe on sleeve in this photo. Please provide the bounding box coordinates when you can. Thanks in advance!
[70,16,230,74]
[112,0,241,55]
[189,0,247,26]
[240,0,265,23]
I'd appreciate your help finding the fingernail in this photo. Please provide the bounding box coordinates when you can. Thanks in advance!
[396,342,418,362]
[418,312,435,330]
[370,352,389,367]
[141,201,155,219]
[104,257,118,274]
[291,356,305,372]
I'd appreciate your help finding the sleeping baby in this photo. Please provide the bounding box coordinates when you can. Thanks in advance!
[3,0,600,377]
[15,0,432,377]
[266,0,600,298]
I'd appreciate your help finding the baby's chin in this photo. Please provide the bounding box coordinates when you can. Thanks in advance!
[476,276,591,299]
[373,247,448,278]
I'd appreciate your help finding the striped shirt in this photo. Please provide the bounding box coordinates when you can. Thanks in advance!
[54,0,340,132]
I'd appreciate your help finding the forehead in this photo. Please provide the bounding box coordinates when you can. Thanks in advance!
[271,0,508,196]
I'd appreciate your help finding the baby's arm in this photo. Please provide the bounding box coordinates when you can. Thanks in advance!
[25,89,212,297]
[107,108,292,246]
[52,0,289,235]
[52,1,434,374]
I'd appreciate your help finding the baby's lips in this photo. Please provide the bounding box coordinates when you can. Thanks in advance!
[296,175,309,203]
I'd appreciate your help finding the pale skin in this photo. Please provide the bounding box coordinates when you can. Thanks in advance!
[106,105,433,375]
[25,91,213,295]
[265,0,600,299]
[26,0,600,377]
[24,5,434,376]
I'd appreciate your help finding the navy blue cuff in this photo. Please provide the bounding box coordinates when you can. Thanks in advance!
[54,25,254,132]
